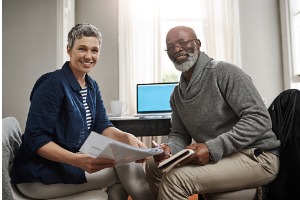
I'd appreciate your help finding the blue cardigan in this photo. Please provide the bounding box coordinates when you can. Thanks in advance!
[11,62,113,184]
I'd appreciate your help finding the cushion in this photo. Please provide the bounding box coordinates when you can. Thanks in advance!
[2,117,22,200]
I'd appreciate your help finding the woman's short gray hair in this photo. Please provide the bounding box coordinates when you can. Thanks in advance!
[67,23,102,49]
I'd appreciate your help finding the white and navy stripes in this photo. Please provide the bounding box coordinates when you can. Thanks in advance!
[79,87,93,130]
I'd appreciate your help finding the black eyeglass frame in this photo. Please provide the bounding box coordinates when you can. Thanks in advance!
[165,38,197,53]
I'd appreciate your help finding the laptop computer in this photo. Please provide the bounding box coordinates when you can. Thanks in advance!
[135,82,178,118]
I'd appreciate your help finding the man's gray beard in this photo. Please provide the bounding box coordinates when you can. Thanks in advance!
[173,52,199,72]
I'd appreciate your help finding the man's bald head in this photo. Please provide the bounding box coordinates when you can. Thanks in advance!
[166,26,197,44]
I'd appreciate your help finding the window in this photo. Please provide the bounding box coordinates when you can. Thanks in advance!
[118,0,240,146]
[118,0,240,114]
[289,0,300,76]
[159,0,204,82]
[158,0,241,82]
[280,0,300,89]
[56,0,75,68]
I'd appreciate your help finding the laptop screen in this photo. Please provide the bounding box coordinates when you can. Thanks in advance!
[137,82,178,114]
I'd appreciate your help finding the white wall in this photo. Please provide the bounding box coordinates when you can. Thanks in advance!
[2,0,119,130]
[75,0,119,112]
[2,0,58,130]
[239,0,283,106]
[2,0,284,130]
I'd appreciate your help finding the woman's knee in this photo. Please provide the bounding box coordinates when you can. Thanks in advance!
[107,183,128,200]
[145,157,159,178]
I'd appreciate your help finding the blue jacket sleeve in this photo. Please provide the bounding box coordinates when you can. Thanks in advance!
[23,74,63,157]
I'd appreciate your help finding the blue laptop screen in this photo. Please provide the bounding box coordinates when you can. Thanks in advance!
[137,82,178,113]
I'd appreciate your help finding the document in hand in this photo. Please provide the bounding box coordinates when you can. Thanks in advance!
[158,149,194,173]
[79,131,163,166]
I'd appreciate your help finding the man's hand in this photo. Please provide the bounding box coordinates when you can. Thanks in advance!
[178,143,210,166]
[153,143,172,164]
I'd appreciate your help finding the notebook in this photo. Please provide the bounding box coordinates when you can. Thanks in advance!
[135,82,178,118]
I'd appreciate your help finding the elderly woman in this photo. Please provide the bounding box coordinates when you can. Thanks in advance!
[11,23,153,200]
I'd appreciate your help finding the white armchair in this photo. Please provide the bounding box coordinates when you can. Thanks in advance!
[2,117,108,200]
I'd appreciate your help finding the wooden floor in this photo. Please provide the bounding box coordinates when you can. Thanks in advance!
[128,194,198,200]
[189,194,199,200]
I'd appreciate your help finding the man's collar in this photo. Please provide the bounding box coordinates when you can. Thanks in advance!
[189,52,213,81]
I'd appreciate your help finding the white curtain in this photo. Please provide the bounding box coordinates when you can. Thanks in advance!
[200,0,241,65]
[118,0,241,146]
[118,0,164,146]
[118,0,160,115]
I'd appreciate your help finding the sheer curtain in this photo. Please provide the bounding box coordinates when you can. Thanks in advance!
[118,0,160,114]
[118,0,163,145]
[118,0,240,146]
[200,0,241,65]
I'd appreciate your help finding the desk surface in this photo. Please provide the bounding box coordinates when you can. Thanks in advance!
[109,115,171,120]
[109,116,171,137]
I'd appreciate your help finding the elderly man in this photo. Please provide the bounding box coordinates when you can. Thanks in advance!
[145,26,280,200]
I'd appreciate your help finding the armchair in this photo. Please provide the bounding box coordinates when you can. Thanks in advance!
[2,117,108,200]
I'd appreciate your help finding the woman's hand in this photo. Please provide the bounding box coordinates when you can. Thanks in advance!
[36,141,115,173]
[123,133,147,148]
[103,127,146,147]
[102,127,149,163]
[124,133,150,163]
[74,153,115,174]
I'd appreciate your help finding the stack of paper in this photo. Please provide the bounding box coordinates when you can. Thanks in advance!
[80,131,163,166]
[158,149,194,173]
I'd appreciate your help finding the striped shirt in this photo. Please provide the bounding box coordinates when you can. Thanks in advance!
[79,87,93,129]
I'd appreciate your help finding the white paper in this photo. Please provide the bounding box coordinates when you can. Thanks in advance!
[79,131,163,165]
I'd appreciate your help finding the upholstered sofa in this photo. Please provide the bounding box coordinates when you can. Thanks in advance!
[2,117,108,200]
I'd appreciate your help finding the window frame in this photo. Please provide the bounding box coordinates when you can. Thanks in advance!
[280,0,300,89]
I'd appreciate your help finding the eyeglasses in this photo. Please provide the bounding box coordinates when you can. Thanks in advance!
[165,39,197,53]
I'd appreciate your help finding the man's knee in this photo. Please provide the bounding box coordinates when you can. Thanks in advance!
[161,168,182,186]
[158,169,192,199]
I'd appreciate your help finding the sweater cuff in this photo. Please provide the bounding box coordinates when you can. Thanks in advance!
[205,137,223,162]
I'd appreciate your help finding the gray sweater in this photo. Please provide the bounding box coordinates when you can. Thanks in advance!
[167,52,280,162]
